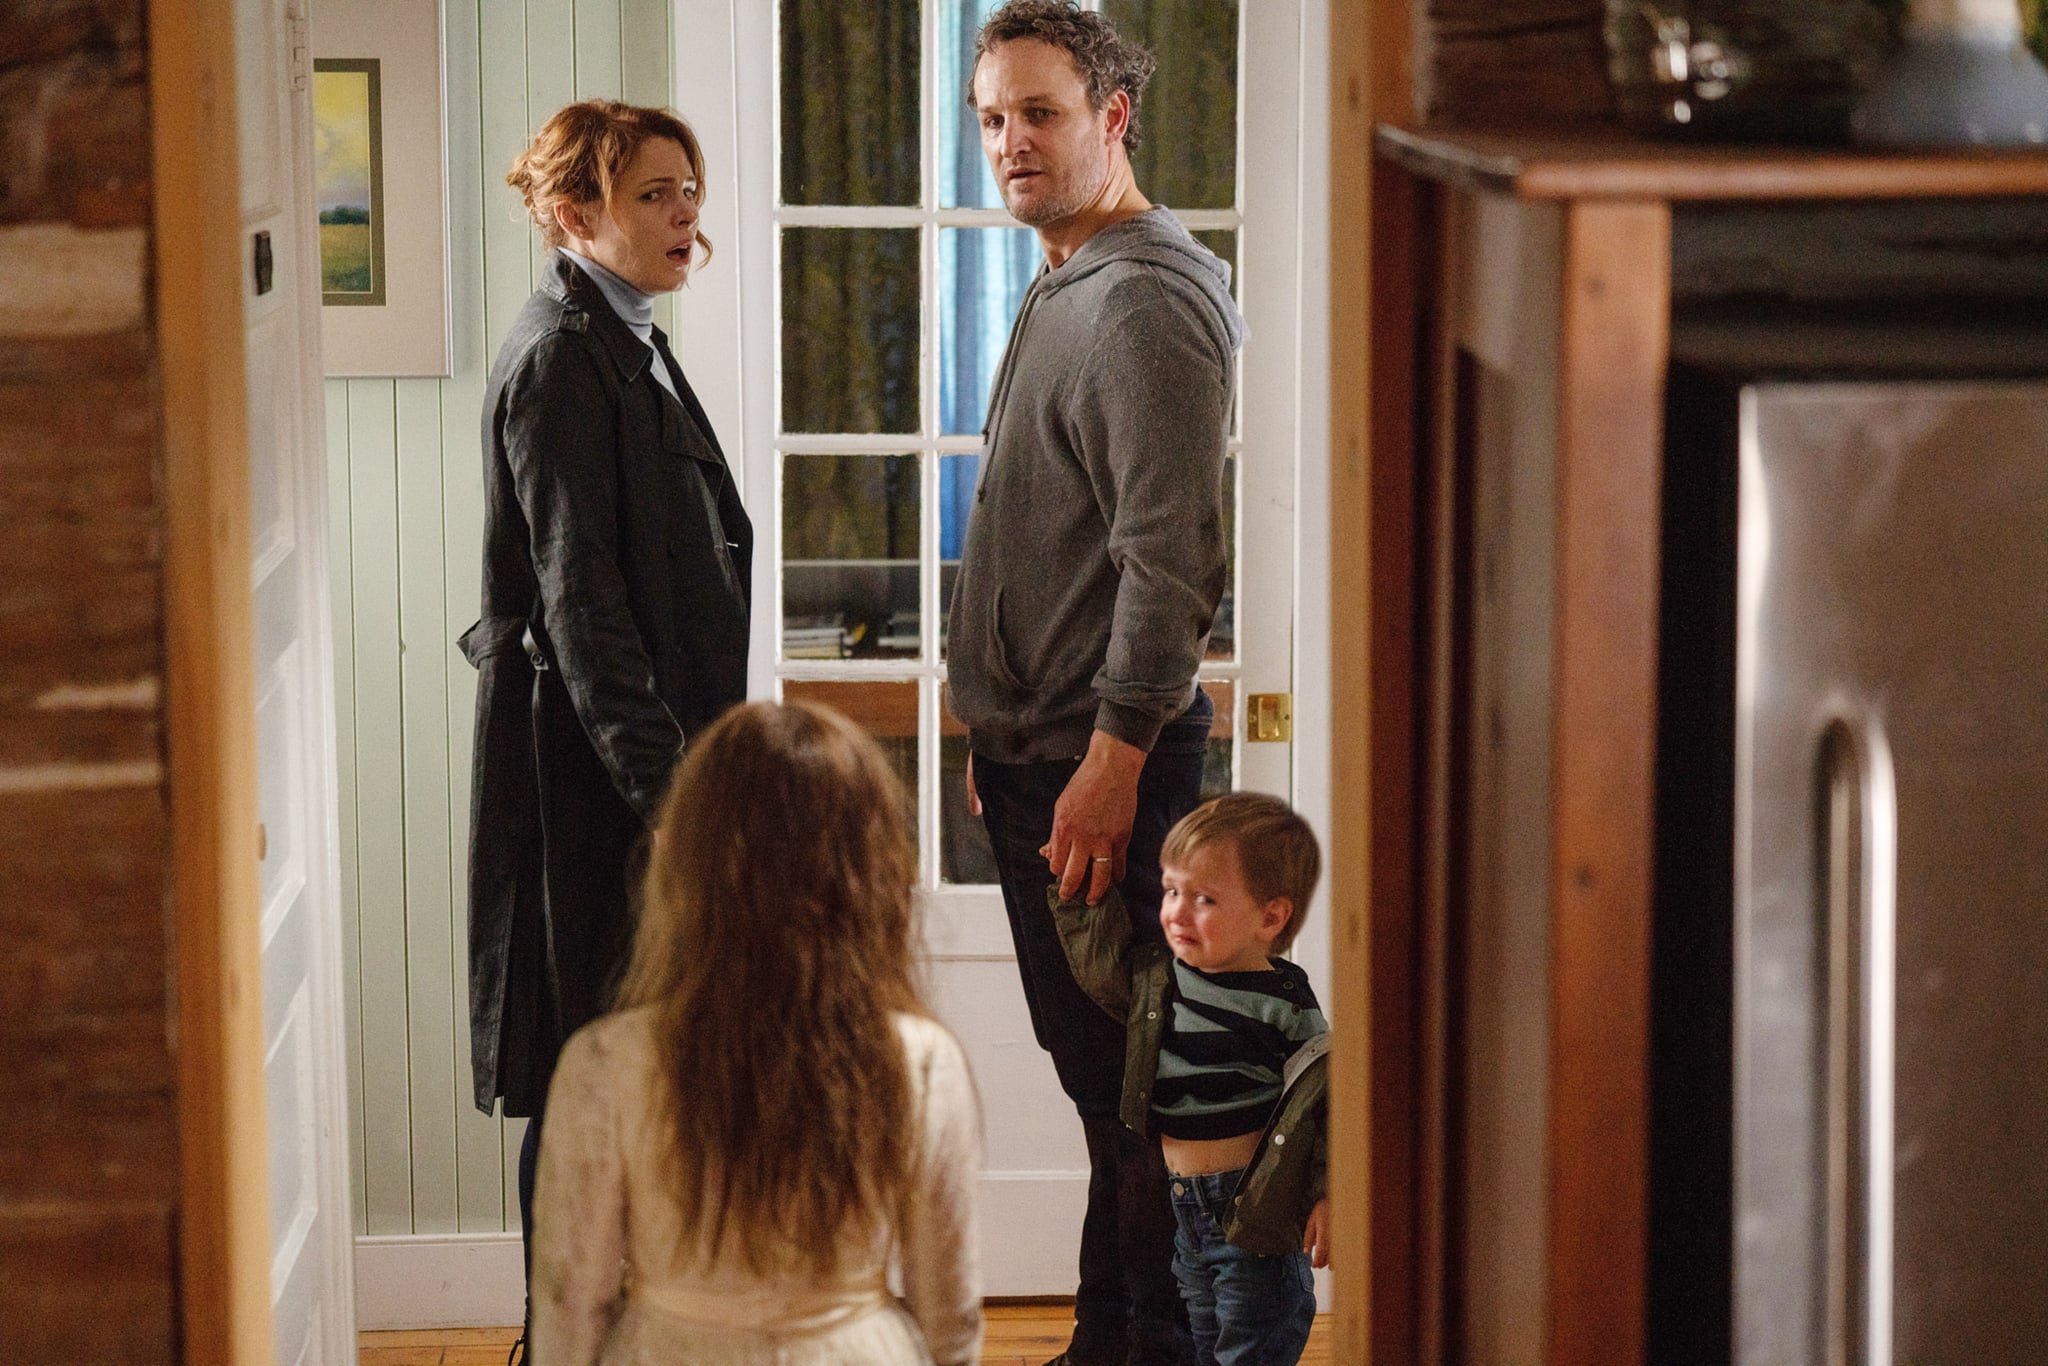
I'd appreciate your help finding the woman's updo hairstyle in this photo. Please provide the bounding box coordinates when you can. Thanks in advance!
[506,99,713,261]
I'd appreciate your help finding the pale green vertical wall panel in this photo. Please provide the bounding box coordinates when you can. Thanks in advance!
[527,0,577,143]
[575,0,623,98]
[444,481,496,1221]
[618,0,667,108]
[526,1,577,287]
[325,378,370,1235]
[395,378,459,1233]
[442,0,507,1234]
[333,0,676,1244]
[345,378,415,1234]
[482,3,534,364]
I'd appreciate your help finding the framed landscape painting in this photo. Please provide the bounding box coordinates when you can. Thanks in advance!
[314,59,385,305]
[311,0,450,376]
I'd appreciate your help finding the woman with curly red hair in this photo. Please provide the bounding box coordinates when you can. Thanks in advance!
[459,100,751,1346]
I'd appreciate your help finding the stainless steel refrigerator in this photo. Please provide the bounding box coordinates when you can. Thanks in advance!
[1734,380,2048,1364]
[1655,368,2048,1364]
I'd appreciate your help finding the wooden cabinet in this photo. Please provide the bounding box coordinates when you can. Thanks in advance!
[1364,128,2048,1366]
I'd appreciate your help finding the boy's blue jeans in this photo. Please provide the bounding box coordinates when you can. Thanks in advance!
[1168,1169,1316,1366]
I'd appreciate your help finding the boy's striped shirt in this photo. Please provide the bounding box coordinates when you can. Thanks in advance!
[1152,958,1327,1141]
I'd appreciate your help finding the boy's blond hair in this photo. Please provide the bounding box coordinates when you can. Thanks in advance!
[1161,792,1322,953]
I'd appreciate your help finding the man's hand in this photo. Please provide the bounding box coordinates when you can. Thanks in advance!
[964,752,982,816]
[1042,729,1146,904]
[1303,1198,1331,1269]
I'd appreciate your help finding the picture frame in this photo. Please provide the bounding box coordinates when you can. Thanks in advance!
[311,0,451,377]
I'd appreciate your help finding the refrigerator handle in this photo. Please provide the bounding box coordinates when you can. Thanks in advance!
[1818,717,1897,1366]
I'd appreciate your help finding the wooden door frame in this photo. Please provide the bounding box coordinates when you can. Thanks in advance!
[143,0,1456,1351]
[151,1,276,1360]
[1329,0,1419,1361]
[1355,141,1675,1361]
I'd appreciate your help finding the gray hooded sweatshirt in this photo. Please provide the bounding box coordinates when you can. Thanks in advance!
[946,208,1246,763]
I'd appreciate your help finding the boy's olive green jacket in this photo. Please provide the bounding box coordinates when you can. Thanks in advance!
[1047,887,1330,1257]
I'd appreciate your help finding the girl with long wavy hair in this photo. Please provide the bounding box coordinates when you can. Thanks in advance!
[529,700,984,1365]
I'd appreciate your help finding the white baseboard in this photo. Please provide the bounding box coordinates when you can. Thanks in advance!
[351,1177,1083,1329]
[353,1174,1280,1327]
[354,1233,525,1330]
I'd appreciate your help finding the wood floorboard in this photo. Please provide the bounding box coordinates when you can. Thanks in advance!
[361,1304,1334,1364]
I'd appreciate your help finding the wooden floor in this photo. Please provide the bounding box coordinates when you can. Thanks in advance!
[360,1303,1335,1365]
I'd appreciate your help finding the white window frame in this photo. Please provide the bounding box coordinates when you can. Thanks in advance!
[671,0,1329,971]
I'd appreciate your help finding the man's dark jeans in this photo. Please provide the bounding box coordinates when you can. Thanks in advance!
[975,708,1209,1366]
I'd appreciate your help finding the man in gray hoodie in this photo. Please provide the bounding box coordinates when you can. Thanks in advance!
[947,5,1246,1364]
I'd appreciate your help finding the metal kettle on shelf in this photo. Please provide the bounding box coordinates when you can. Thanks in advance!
[1603,0,1895,140]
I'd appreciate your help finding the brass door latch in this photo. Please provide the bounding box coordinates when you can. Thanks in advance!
[1246,692,1292,743]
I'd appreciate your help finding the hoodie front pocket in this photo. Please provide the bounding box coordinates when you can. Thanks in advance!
[989,587,1036,698]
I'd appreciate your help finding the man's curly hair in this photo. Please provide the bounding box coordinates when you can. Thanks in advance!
[968,0,1158,153]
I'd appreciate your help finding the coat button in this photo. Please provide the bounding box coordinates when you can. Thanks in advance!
[1272,1132,1286,1145]
[1146,1010,1158,1020]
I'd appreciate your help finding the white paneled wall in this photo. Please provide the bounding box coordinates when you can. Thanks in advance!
[326,0,674,1238]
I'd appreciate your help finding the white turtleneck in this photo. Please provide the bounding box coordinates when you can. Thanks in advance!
[560,247,680,402]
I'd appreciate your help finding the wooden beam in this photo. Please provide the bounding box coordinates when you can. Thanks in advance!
[1376,126,2048,202]
[1413,189,1474,1366]
[1366,158,1426,1366]
[1327,0,1378,1360]
[150,0,275,1361]
[1544,198,1670,1366]
[1334,0,1417,1359]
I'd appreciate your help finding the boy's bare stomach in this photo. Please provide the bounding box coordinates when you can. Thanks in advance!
[1163,1130,1263,1177]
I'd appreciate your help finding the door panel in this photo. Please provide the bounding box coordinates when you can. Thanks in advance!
[926,960,1092,1292]
[239,0,356,1356]
[741,0,1309,1291]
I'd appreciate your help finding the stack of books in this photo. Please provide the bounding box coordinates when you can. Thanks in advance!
[783,615,849,660]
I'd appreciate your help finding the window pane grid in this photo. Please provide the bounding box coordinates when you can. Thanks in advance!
[777,4,921,207]
[774,0,1248,888]
[1102,0,1241,210]
[922,408,943,675]
[919,124,941,666]
[781,451,921,662]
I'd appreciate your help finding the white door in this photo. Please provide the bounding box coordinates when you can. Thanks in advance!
[238,0,359,1358]
[682,0,1319,1291]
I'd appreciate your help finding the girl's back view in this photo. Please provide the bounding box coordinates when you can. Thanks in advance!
[530,701,983,1365]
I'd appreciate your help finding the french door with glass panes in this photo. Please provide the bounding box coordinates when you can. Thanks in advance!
[723,0,1311,1292]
